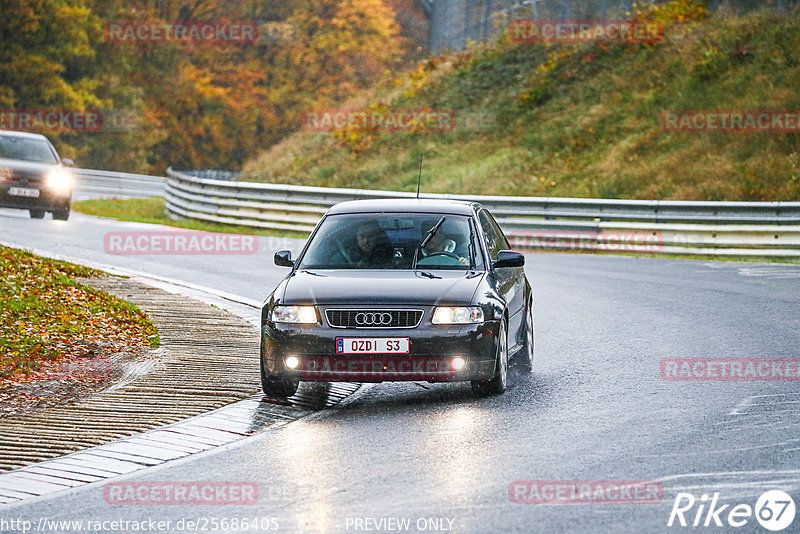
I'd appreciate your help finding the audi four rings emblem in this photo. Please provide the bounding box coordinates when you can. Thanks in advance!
[355,312,393,326]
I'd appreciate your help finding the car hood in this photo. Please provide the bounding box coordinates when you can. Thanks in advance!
[280,269,484,306]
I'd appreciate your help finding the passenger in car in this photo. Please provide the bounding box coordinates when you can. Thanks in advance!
[420,218,469,265]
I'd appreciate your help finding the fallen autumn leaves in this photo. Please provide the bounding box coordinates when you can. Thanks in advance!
[0,245,159,415]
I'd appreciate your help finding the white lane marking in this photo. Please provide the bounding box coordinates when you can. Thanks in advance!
[702,262,800,278]
[713,419,800,433]
[738,267,800,278]
[660,470,800,483]
[669,479,800,492]
[728,394,800,416]
[658,471,800,499]
[729,396,754,415]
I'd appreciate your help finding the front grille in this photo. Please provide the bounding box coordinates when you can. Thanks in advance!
[1,169,41,184]
[326,309,424,329]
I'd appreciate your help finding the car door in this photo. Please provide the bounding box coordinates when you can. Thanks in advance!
[478,209,525,347]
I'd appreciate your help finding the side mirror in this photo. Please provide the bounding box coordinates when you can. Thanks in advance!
[61,158,75,167]
[274,250,294,267]
[492,250,524,269]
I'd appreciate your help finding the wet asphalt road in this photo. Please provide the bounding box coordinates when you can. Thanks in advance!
[2,209,800,533]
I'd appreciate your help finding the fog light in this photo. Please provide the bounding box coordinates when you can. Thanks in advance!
[284,355,300,369]
[451,357,467,371]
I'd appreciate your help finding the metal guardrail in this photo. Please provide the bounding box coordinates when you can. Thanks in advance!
[163,167,800,257]
[72,168,166,200]
[178,169,240,181]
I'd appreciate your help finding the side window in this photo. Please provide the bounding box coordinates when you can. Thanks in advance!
[478,211,502,261]
[486,211,511,251]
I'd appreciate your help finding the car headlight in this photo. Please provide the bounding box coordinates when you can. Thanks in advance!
[46,168,72,194]
[431,306,484,324]
[271,305,318,324]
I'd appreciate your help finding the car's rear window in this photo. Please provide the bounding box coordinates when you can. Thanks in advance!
[0,136,58,164]
[298,213,484,270]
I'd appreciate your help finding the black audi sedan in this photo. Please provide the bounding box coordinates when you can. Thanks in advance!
[0,130,74,220]
[260,199,534,398]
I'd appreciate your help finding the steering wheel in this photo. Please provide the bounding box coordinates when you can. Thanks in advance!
[424,251,461,260]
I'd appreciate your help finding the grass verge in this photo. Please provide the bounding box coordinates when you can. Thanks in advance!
[0,245,159,380]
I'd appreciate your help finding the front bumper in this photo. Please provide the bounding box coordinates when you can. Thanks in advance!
[0,183,71,211]
[261,308,500,383]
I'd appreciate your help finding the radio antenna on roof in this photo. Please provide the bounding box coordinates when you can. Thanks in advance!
[416,153,424,199]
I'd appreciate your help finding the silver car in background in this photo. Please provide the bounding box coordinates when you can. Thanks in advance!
[0,130,74,220]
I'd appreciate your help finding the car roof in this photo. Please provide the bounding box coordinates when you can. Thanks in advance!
[0,130,51,141]
[326,199,480,216]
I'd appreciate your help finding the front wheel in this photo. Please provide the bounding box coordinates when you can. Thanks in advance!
[52,208,70,221]
[260,357,299,398]
[472,319,508,396]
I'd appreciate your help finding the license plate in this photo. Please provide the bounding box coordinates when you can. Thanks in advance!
[336,337,410,354]
[8,187,40,198]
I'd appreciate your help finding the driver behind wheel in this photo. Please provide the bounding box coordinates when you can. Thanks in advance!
[355,220,393,268]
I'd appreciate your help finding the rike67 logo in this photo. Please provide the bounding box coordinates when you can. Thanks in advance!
[668,490,796,531]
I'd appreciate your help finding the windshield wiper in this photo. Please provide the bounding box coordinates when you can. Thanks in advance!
[412,216,446,269]
[467,223,477,270]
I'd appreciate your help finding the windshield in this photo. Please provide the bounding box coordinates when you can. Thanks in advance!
[0,136,58,164]
[298,213,483,270]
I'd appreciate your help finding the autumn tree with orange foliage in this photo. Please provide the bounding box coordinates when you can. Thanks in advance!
[0,0,410,172]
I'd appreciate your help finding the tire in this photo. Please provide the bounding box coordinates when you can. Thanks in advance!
[472,318,508,396]
[260,356,299,398]
[52,208,70,221]
[29,209,45,219]
[517,296,534,372]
